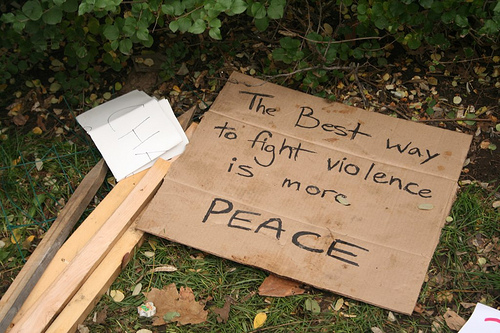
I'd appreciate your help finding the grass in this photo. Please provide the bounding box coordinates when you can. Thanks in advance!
[83,185,498,332]
[0,128,498,332]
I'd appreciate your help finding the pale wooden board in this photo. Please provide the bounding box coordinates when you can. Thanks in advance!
[0,159,107,333]
[47,123,198,332]
[9,122,198,332]
[8,170,148,331]
[46,221,145,333]
[9,158,171,333]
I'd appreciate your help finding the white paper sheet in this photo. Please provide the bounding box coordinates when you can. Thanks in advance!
[459,303,500,333]
[76,90,188,181]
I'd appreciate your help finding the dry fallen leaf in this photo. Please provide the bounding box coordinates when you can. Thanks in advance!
[418,203,434,210]
[333,298,344,311]
[144,283,208,326]
[132,283,142,296]
[149,265,178,274]
[443,309,466,331]
[110,290,125,302]
[143,251,155,258]
[258,275,305,297]
[93,305,107,324]
[253,312,267,329]
[212,296,234,323]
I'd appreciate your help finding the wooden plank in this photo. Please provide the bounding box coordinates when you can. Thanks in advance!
[9,158,171,333]
[0,159,108,333]
[8,170,147,331]
[46,221,145,333]
[47,122,199,332]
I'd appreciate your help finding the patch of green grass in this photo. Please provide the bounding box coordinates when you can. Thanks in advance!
[1,127,498,332]
[0,128,105,290]
[84,183,498,333]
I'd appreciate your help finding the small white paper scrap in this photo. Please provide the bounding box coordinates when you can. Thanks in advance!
[458,303,500,333]
[76,90,188,181]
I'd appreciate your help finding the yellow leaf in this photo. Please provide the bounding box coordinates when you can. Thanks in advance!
[11,229,23,244]
[172,85,181,93]
[333,298,344,311]
[253,312,267,329]
[32,127,43,135]
[144,58,155,67]
[427,77,438,85]
[22,235,35,249]
[110,290,125,302]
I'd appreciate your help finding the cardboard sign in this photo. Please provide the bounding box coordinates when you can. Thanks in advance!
[137,72,472,314]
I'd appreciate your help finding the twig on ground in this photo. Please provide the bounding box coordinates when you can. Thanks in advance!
[373,102,411,120]
[353,63,369,109]
[418,118,494,123]
[262,65,354,79]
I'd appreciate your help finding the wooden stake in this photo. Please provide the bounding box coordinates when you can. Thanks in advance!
[9,158,171,333]
[0,159,108,333]
[8,170,147,331]
[47,123,199,332]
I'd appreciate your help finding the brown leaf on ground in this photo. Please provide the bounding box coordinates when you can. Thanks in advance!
[13,114,28,126]
[93,305,107,325]
[212,296,235,323]
[443,309,466,331]
[258,274,305,297]
[144,283,208,326]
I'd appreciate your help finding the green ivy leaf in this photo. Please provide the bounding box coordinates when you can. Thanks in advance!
[1,13,16,24]
[76,46,87,58]
[42,7,63,25]
[255,17,269,31]
[272,48,286,62]
[22,1,43,21]
[136,28,149,41]
[229,0,247,15]
[455,14,468,27]
[103,25,120,41]
[188,18,206,34]
[267,2,284,19]
[209,27,222,39]
[87,17,100,34]
[352,47,364,59]
[357,3,367,15]
[209,18,222,28]
[110,39,119,51]
[169,20,179,32]
[119,39,132,54]
[215,0,232,11]
[177,17,192,32]
[280,37,300,50]
[162,4,175,15]
[78,2,93,15]
[407,34,422,50]
[306,32,323,42]
[441,11,455,24]
[251,2,266,19]
[419,0,433,9]
[62,0,78,12]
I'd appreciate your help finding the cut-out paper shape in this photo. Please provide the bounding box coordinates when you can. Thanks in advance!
[459,303,500,333]
[77,91,188,181]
